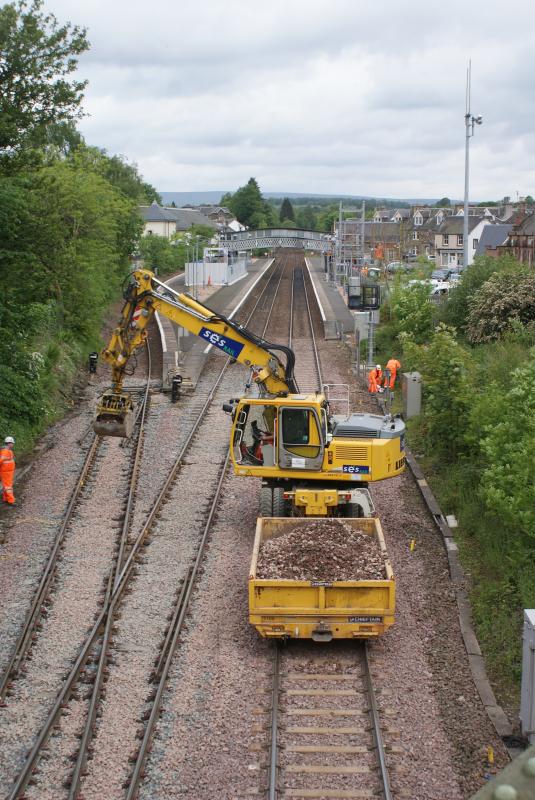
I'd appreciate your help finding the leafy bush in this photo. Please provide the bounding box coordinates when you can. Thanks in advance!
[467,270,535,343]
[139,235,183,276]
[400,324,471,460]
[479,351,535,540]
[441,254,518,334]
[390,282,435,343]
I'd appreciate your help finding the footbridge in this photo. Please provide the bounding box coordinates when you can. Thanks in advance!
[219,227,331,253]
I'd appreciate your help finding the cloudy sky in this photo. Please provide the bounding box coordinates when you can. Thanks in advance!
[43,0,535,199]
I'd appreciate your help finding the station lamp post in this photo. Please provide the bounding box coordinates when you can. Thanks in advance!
[463,61,483,269]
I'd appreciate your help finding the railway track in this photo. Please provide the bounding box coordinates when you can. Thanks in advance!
[2,253,400,800]
[267,642,392,800]
[0,345,152,798]
[2,257,292,799]
[256,253,396,799]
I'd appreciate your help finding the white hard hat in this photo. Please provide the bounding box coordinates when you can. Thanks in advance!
[4,436,14,444]
[376,364,381,370]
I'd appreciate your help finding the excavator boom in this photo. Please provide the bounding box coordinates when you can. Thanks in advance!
[94,268,298,437]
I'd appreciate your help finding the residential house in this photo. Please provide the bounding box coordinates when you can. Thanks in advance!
[197,205,236,225]
[391,208,411,223]
[139,202,217,238]
[406,207,453,260]
[435,216,492,267]
[453,205,497,220]
[496,212,535,266]
[372,208,392,223]
[474,224,512,258]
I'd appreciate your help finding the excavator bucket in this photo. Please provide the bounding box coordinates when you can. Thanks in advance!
[93,391,135,438]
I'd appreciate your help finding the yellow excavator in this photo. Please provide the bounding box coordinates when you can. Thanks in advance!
[95,268,406,516]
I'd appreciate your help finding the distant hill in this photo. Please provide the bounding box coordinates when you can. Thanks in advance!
[160,191,228,206]
[159,190,444,207]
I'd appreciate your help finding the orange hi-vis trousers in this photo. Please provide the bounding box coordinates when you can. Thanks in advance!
[0,448,15,504]
[383,370,397,390]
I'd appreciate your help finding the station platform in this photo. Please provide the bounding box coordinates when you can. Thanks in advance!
[157,258,274,390]
[156,253,355,391]
[305,255,355,339]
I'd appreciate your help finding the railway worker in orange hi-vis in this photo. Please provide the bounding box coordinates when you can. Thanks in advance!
[0,436,16,505]
[384,358,401,390]
[368,365,382,394]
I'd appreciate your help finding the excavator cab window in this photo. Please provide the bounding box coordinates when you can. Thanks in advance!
[233,403,276,467]
[278,407,323,470]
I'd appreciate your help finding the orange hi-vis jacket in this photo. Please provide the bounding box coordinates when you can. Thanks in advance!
[368,367,382,393]
[384,358,401,389]
[0,446,15,503]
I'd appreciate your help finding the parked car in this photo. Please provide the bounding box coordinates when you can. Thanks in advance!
[386,261,404,272]
[431,268,454,281]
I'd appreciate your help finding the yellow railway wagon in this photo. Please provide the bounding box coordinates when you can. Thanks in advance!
[248,517,395,641]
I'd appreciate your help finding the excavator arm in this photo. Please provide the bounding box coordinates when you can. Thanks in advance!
[94,268,298,436]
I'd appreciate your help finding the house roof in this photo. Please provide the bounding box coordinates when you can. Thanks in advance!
[139,202,217,230]
[365,221,402,241]
[475,224,512,256]
[139,202,170,222]
[373,209,391,220]
[512,213,535,235]
[439,216,484,235]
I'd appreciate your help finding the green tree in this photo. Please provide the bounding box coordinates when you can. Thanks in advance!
[279,197,295,223]
[223,178,272,228]
[442,254,516,334]
[467,269,535,343]
[317,205,339,232]
[295,205,317,229]
[436,197,451,207]
[139,235,182,277]
[390,282,435,343]
[400,324,472,460]
[0,0,89,171]
[479,352,535,540]
[68,145,160,204]
[0,158,140,447]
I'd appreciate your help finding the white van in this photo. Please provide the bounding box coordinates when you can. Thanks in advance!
[429,282,451,298]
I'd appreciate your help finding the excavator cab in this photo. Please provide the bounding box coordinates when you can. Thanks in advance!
[93,390,135,438]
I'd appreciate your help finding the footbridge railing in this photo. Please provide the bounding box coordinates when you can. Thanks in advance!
[219,227,331,253]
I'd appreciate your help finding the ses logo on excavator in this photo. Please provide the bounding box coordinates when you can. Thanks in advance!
[200,327,244,359]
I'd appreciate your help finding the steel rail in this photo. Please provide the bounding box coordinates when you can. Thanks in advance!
[125,259,292,798]
[363,642,393,800]
[8,258,284,799]
[7,369,153,800]
[125,453,231,799]
[67,344,152,800]
[0,432,101,704]
[259,260,286,339]
[301,265,324,391]
[288,253,295,351]
[126,256,295,798]
[268,642,281,800]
